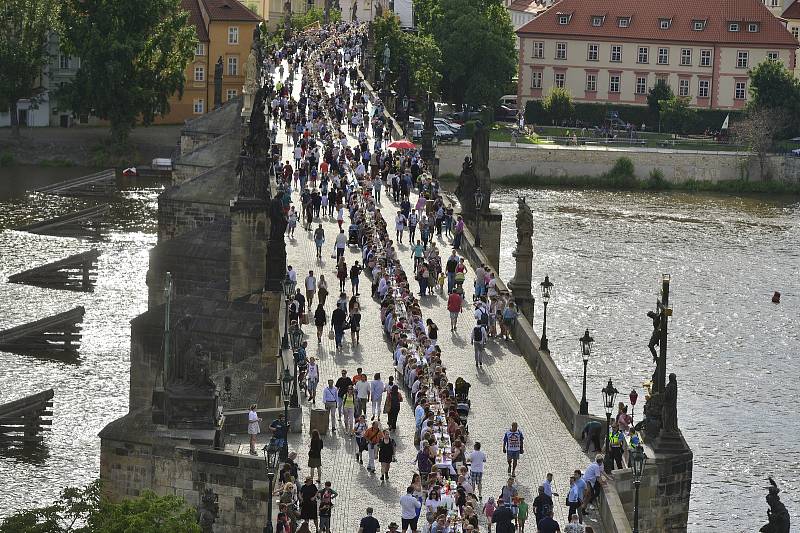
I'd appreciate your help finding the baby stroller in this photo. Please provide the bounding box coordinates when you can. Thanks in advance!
[455,377,471,434]
[348,223,360,245]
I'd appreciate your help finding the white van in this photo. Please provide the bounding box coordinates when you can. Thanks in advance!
[499,94,518,108]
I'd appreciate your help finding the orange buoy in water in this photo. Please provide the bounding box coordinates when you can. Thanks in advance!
[772,291,781,303]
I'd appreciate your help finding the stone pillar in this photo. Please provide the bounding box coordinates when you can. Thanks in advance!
[229,198,267,301]
[473,209,502,273]
[260,290,283,408]
[507,198,535,322]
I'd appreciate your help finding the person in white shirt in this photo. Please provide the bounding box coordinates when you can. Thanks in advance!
[369,373,386,421]
[468,441,487,499]
[305,271,317,307]
[306,357,320,405]
[322,380,339,432]
[399,486,422,533]
[287,265,297,284]
[335,229,347,259]
[543,472,558,498]
[582,454,605,509]
[354,374,370,417]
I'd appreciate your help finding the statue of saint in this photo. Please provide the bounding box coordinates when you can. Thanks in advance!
[245,49,259,95]
[213,57,223,109]
[269,191,288,240]
[424,92,435,132]
[471,120,491,211]
[382,42,391,67]
[168,315,193,385]
[761,478,790,533]
[515,197,533,248]
[351,0,358,21]
[661,373,679,433]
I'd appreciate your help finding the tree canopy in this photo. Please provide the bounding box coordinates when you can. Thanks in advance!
[659,95,696,135]
[59,0,197,145]
[748,58,800,136]
[0,0,61,136]
[543,87,573,124]
[647,79,673,118]
[0,481,201,533]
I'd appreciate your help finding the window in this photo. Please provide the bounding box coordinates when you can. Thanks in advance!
[610,45,622,62]
[586,74,597,91]
[771,0,779,6]
[556,42,567,60]
[193,98,204,114]
[592,16,603,27]
[609,75,621,92]
[658,48,669,64]
[194,65,205,81]
[680,48,692,66]
[558,14,569,24]
[531,71,542,89]
[618,17,630,28]
[228,26,239,44]
[636,76,647,94]
[735,81,746,99]
[227,56,238,75]
[587,44,599,61]
[693,20,705,31]
[729,23,739,32]
[554,73,565,88]
[700,49,712,66]
[698,79,709,98]
[792,27,799,40]
[737,51,749,68]
[660,19,671,29]
[533,41,544,58]
[59,55,70,69]
[638,46,649,63]
[196,43,205,56]
[768,51,779,60]
[679,79,689,96]
[226,89,237,100]
[748,23,759,32]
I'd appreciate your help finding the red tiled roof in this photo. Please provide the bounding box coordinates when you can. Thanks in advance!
[782,0,800,19]
[509,0,547,13]
[183,0,209,42]
[201,0,261,21]
[517,0,798,46]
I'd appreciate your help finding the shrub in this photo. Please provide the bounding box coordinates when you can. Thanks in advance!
[605,157,637,187]
[646,168,669,189]
[0,152,14,167]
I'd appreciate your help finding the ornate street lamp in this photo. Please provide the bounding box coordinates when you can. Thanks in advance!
[281,275,295,349]
[539,275,553,351]
[262,440,280,533]
[579,329,594,415]
[629,388,639,425]
[280,368,293,460]
[289,322,303,408]
[630,445,647,533]
[474,189,484,247]
[601,379,619,473]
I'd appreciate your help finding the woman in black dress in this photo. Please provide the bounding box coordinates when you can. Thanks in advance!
[298,476,319,531]
[386,384,403,430]
[308,429,323,483]
[377,430,396,482]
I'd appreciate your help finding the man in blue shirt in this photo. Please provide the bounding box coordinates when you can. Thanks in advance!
[358,507,380,533]
[502,422,524,476]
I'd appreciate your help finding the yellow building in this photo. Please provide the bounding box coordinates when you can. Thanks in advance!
[160,0,261,123]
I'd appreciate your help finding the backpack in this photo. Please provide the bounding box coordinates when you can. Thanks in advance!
[473,326,483,343]
[478,310,489,328]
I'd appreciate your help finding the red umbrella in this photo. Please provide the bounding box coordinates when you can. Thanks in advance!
[388,139,417,150]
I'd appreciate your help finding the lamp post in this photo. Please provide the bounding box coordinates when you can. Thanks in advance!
[539,275,553,351]
[601,379,619,473]
[401,95,409,136]
[579,329,594,415]
[261,440,280,533]
[630,445,647,533]
[629,388,639,425]
[289,322,303,408]
[281,275,295,349]
[280,368,294,461]
[473,189,484,247]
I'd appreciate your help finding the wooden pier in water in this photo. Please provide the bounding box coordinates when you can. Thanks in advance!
[7,249,101,291]
[0,307,85,356]
[15,204,109,237]
[35,169,116,197]
[0,389,54,445]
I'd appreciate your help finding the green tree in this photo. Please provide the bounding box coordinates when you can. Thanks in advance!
[374,14,442,99]
[0,0,61,137]
[647,79,673,118]
[748,58,800,135]
[659,95,696,135]
[419,0,516,108]
[0,481,201,533]
[543,87,574,124]
[732,107,786,180]
[290,6,341,31]
[59,0,197,146]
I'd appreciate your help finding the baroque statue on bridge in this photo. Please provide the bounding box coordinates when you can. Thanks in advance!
[760,477,790,533]
[515,197,533,249]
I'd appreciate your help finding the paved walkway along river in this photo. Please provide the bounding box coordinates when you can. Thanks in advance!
[227,51,602,532]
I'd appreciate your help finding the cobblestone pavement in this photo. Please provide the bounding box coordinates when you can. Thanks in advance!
[230,57,602,533]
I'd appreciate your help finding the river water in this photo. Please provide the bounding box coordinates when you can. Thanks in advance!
[0,167,158,516]
[0,169,797,529]
[492,187,799,530]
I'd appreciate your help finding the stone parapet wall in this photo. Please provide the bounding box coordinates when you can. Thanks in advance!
[157,198,230,242]
[437,143,784,182]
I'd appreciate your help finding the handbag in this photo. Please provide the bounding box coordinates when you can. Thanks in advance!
[383,396,391,414]
[328,329,335,340]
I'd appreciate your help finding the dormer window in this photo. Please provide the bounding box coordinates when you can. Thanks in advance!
[693,20,706,30]
[748,22,760,32]
[618,17,631,28]
[660,18,671,29]
[558,14,570,24]
[592,16,604,26]
[729,22,740,31]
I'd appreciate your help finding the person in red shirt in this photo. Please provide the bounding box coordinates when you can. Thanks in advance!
[447,289,463,331]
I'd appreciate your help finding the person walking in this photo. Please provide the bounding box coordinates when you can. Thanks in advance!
[471,321,487,368]
[342,384,356,435]
[378,430,396,482]
[314,303,327,343]
[354,414,369,463]
[503,422,524,476]
[247,403,262,455]
[335,229,347,259]
[335,369,351,420]
[386,384,403,430]
[400,486,422,533]
[532,485,553,525]
[364,420,382,473]
[358,507,380,533]
[317,481,338,533]
[447,289,463,331]
[306,356,319,404]
[331,305,347,351]
[305,271,317,307]
[445,251,458,293]
[491,499,515,533]
[536,507,560,533]
[350,303,362,345]
[314,224,325,260]
[298,476,319,531]
[370,373,385,421]
[318,275,329,307]
[468,441,486,499]
[355,373,370,418]
[350,260,363,295]
[308,430,324,483]
[322,379,338,432]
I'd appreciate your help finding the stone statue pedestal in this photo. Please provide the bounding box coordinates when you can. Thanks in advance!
[508,272,535,323]
[242,88,254,123]
[471,208,503,272]
[229,198,267,301]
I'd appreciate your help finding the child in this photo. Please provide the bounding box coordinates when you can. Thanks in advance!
[483,497,496,533]
[516,496,529,533]
[437,271,445,293]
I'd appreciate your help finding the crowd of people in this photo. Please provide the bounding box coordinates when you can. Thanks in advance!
[240,20,642,533]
